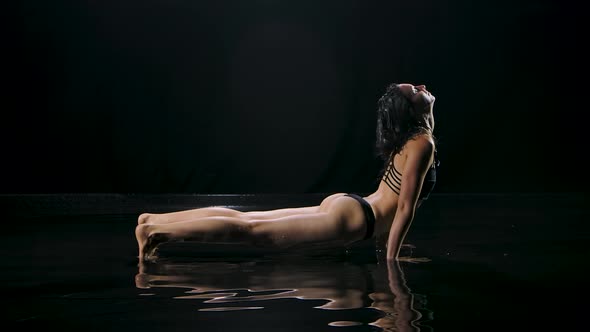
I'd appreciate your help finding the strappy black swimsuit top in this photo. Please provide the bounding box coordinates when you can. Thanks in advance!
[382,151,439,201]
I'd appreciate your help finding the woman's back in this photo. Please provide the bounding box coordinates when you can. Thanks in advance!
[365,134,436,237]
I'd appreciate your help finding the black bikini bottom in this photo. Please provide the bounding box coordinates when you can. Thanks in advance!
[344,193,376,240]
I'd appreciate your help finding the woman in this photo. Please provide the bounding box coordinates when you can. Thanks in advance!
[135,83,438,261]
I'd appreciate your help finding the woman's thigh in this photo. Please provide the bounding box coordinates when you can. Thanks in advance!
[252,195,367,248]
[244,206,319,220]
[244,193,345,220]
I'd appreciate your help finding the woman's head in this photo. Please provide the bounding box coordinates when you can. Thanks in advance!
[375,83,436,160]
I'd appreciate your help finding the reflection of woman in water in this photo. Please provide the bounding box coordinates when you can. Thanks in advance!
[136,83,438,261]
[135,259,431,331]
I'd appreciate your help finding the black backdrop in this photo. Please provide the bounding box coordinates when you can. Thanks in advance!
[3,0,587,194]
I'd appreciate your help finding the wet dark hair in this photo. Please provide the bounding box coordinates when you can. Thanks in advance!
[375,83,432,161]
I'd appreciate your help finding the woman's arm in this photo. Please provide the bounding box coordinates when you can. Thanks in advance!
[386,137,434,261]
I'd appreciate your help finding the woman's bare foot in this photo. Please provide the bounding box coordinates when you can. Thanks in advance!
[137,213,174,226]
[135,224,149,260]
[138,213,156,225]
[135,224,166,261]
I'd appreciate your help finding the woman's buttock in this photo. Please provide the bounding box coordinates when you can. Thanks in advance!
[319,194,369,238]
[318,193,348,212]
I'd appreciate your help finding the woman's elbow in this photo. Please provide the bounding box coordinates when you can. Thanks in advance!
[396,203,415,219]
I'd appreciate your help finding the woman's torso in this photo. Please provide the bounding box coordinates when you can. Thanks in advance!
[318,141,436,239]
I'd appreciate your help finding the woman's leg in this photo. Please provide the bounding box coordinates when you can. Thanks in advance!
[138,207,244,225]
[135,200,366,261]
[138,206,320,225]
[135,215,252,260]
[137,194,346,225]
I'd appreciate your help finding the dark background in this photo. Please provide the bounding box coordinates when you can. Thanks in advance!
[3,0,587,194]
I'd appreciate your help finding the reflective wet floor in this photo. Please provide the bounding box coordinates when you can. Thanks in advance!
[2,193,588,331]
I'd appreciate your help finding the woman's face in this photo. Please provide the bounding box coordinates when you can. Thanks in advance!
[397,83,435,113]
[397,83,435,130]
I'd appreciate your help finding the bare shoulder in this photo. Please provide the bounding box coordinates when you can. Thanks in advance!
[400,134,435,176]
[405,134,435,155]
